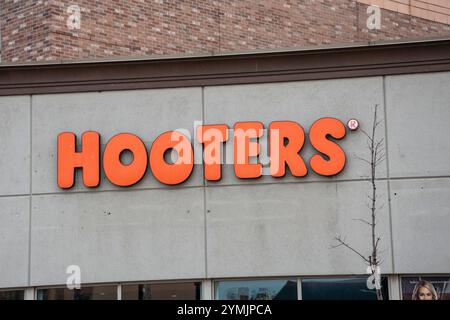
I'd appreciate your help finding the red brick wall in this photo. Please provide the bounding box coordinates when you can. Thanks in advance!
[1,0,449,63]
[1,0,51,62]
[357,0,450,25]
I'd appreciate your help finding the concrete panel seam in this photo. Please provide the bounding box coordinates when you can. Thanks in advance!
[19,175,450,199]
[0,194,31,199]
[202,86,208,279]
[28,94,33,286]
[383,76,396,275]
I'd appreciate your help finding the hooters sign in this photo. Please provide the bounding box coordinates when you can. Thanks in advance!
[57,118,349,188]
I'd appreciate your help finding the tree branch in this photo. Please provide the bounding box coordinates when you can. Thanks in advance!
[332,236,370,264]
[352,218,372,227]
[360,129,373,142]
[355,155,371,165]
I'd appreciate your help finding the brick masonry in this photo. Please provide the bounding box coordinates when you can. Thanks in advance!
[357,0,450,25]
[1,0,449,63]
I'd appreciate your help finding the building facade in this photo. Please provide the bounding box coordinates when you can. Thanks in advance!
[0,38,449,300]
[1,0,450,62]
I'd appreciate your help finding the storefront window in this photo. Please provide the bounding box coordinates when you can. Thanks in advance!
[0,290,24,300]
[301,277,389,300]
[121,282,201,300]
[36,285,117,300]
[401,276,450,300]
[215,279,297,300]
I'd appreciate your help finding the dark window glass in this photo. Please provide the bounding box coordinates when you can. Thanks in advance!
[301,277,389,300]
[122,282,201,300]
[401,276,450,300]
[0,290,24,300]
[215,279,297,300]
[37,285,117,300]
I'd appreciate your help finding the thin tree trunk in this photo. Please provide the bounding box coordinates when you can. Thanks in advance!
[333,104,385,300]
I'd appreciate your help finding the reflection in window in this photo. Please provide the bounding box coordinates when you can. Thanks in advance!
[0,290,24,300]
[215,279,297,300]
[301,277,389,300]
[401,276,450,300]
[122,282,201,300]
[36,286,117,300]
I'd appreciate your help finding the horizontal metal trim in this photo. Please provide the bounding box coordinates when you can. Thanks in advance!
[0,39,449,96]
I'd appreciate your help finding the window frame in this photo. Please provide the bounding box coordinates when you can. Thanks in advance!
[399,274,450,300]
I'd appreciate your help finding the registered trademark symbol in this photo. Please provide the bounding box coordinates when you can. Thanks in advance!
[347,118,359,131]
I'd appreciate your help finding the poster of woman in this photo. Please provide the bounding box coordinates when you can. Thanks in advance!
[402,277,450,300]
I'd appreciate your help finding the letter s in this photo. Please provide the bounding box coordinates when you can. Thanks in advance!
[309,118,346,176]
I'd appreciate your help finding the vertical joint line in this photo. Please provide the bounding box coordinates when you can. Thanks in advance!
[201,87,205,187]
[203,184,208,279]
[217,1,221,53]
[0,3,2,62]
[356,1,360,41]
[202,86,208,279]
[117,284,122,300]
[28,95,33,287]
[382,76,395,274]
[297,277,302,300]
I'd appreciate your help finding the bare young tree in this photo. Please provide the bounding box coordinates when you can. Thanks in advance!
[332,104,386,300]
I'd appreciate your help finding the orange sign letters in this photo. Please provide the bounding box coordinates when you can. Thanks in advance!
[57,118,348,188]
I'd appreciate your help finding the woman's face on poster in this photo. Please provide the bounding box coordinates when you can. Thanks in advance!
[418,286,434,300]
